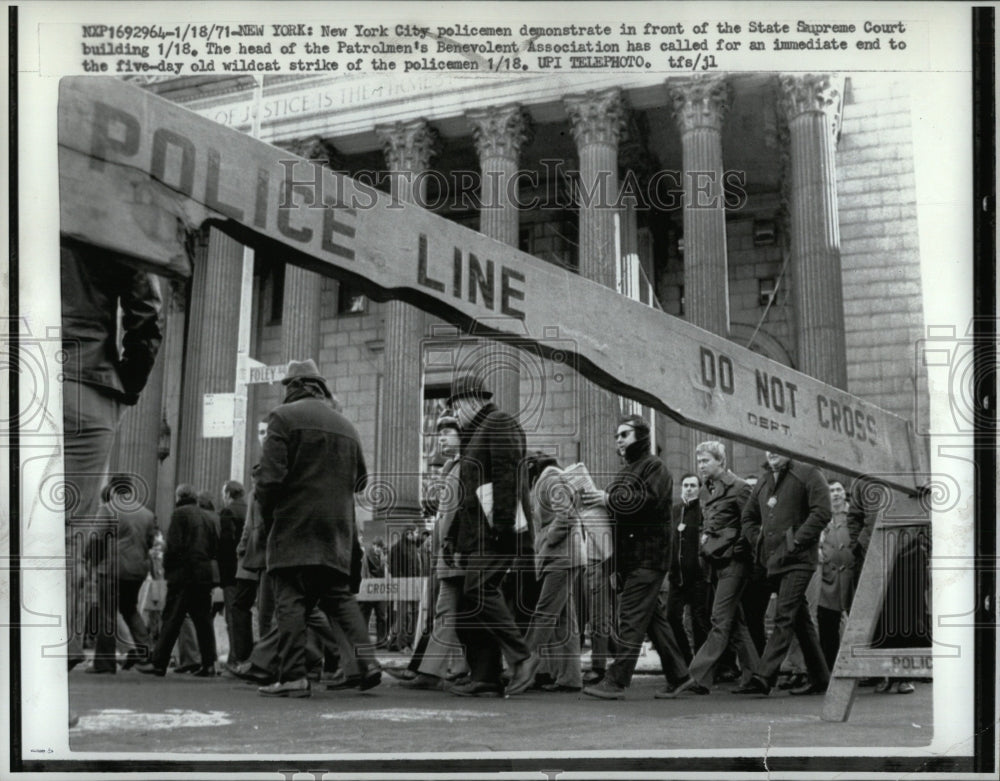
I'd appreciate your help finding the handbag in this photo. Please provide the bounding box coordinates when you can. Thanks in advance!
[138,575,167,613]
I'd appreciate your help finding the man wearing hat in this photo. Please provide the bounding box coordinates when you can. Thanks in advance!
[443,374,537,697]
[253,358,381,697]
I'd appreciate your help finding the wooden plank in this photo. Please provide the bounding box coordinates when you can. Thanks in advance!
[822,505,931,721]
[58,77,928,492]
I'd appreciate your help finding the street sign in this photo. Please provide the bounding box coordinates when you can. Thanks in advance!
[57,77,928,493]
[245,363,287,385]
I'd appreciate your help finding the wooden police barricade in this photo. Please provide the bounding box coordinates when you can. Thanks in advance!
[58,78,934,720]
[355,577,425,603]
[822,493,932,722]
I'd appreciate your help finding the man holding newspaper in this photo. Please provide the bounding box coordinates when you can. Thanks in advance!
[443,374,538,697]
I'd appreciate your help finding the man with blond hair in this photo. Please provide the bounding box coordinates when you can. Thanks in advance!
[660,441,757,698]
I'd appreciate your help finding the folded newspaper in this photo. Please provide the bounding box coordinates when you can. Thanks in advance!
[475,482,528,532]
[561,462,597,494]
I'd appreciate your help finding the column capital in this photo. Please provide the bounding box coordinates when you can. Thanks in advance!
[376,119,440,172]
[778,73,845,136]
[281,135,343,168]
[564,88,627,148]
[466,104,533,163]
[667,75,732,134]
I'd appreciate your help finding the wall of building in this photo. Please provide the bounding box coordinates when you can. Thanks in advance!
[836,76,929,442]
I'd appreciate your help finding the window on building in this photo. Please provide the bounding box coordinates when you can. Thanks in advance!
[337,284,367,315]
[519,214,578,271]
[268,262,285,324]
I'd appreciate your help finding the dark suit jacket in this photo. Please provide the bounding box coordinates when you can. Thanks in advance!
[740,460,831,576]
[668,500,704,586]
[449,402,526,556]
[164,497,218,585]
[218,498,247,586]
[699,470,752,563]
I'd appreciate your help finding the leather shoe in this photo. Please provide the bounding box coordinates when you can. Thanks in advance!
[228,661,273,685]
[732,676,771,696]
[789,679,828,695]
[714,668,740,683]
[325,673,362,690]
[449,680,502,698]
[506,651,541,696]
[135,663,166,677]
[359,668,383,691]
[258,678,311,698]
[654,677,709,699]
[778,673,808,690]
[383,667,417,681]
[582,678,626,700]
[541,683,582,692]
[398,673,443,691]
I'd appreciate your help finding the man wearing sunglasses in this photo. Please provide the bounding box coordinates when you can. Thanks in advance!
[581,415,693,700]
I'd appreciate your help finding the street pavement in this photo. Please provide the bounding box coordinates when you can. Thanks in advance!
[68,650,932,756]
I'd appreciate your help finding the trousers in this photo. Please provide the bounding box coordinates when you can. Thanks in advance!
[270,566,377,683]
[606,567,687,689]
[456,553,530,686]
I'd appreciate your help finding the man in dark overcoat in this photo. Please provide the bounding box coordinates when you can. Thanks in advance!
[665,473,710,664]
[219,480,248,664]
[736,451,833,695]
[581,415,690,700]
[444,374,535,697]
[91,473,158,672]
[137,483,218,676]
[254,359,379,697]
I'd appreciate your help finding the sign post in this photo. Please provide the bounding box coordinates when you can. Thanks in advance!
[229,76,264,485]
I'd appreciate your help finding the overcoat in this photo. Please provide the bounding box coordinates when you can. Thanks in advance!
[257,396,368,576]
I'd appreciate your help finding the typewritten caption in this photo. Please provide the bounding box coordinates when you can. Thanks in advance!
[67,18,919,76]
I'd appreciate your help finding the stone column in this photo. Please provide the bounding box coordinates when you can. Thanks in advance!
[154,279,187,526]
[466,104,532,418]
[779,74,848,388]
[669,75,733,464]
[564,89,626,485]
[279,136,342,364]
[375,120,439,520]
[176,227,243,493]
[668,75,732,337]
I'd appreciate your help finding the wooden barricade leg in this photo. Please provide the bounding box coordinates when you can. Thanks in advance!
[822,499,932,721]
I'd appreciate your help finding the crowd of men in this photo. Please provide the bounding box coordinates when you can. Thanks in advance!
[61,240,923,711]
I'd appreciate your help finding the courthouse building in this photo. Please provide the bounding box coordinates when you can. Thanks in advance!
[113,71,929,538]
